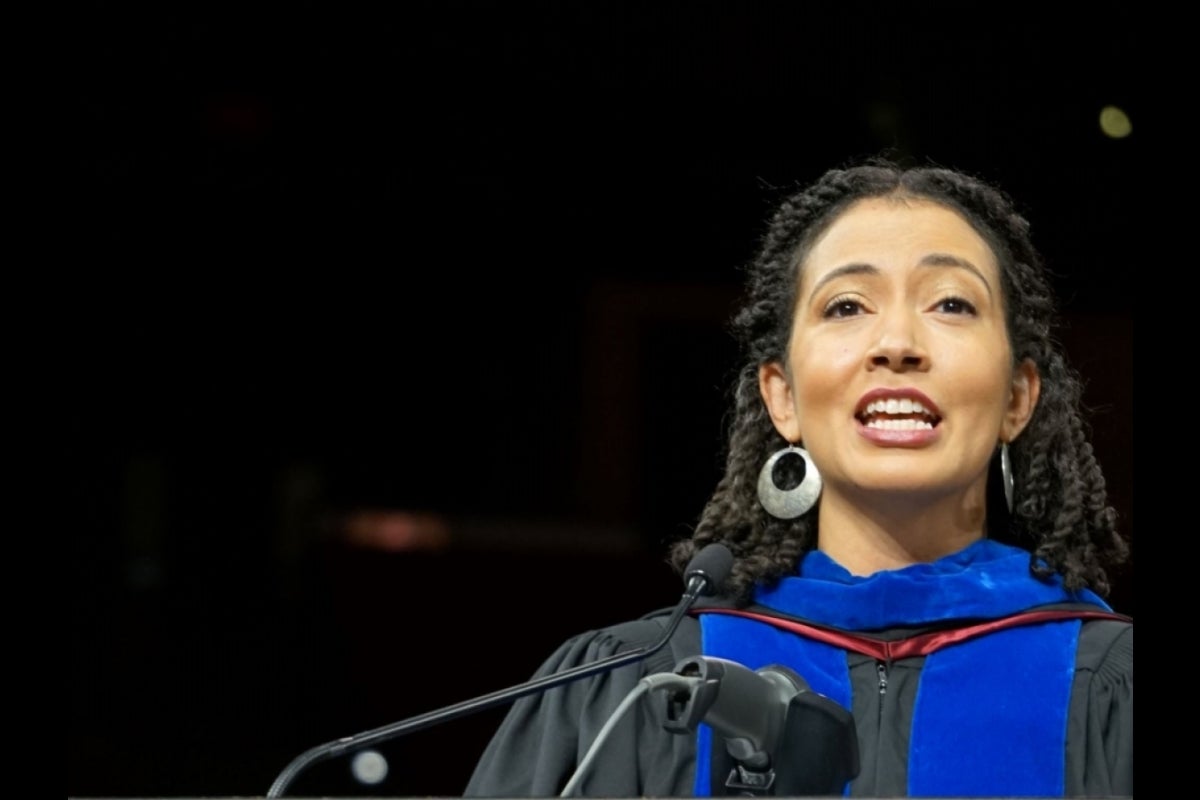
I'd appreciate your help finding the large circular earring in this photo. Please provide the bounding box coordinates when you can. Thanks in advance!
[756,445,822,520]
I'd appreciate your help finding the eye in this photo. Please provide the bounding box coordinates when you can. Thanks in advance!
[822,295,866,318]
[933,296,977,315]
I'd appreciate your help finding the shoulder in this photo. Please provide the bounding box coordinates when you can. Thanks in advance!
[465,607,703,798]
[1011,601,1130,677]
[1076,616,1132,679]
[542,609,700,681]
[600,606,700,676]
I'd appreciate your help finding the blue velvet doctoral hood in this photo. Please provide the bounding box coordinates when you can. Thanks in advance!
[757,538,1110,630]
[695,540,1112,797]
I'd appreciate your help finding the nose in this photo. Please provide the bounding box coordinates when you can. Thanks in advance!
[866,312,929,372]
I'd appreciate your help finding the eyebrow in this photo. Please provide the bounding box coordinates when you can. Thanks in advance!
[806,253,995,303]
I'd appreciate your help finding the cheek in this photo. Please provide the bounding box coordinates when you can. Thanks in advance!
[952,359,1016,421]
[790,346,856,416]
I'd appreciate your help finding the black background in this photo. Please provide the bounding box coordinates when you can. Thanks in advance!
[70,3,1134,797]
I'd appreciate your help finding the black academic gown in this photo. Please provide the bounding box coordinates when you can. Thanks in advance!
[464,542,1132,798]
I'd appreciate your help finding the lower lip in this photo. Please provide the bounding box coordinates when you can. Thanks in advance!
[857,421,942,447]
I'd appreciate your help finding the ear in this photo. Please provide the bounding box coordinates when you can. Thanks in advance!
[1001,358,1041,443]
[758,361,803,442]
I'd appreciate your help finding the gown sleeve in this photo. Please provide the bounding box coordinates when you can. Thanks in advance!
[1065,619,1133,797]
[463,611,701,798]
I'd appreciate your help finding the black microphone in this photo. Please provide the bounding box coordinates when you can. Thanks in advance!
[661,655,859,796]
[663,656,806,768]
[266,543,734,798]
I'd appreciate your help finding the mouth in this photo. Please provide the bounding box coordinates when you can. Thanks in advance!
[855,393,942,431]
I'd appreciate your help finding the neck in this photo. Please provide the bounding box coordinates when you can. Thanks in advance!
[815,485,989,576]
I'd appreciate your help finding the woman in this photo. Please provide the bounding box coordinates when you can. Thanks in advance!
[463,160,1132,798]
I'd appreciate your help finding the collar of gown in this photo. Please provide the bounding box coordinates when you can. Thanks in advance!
[752,539,1111,631]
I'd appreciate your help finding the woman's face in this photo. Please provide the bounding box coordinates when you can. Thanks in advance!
[759,196,1039,505]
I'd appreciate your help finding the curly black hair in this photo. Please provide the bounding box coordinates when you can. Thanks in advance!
[669,159,1129,606]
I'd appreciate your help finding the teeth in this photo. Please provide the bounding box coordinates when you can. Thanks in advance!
[865,418,935,431]
[865,398,931,416]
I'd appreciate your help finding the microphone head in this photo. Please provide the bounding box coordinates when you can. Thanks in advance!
[683,543,734,597]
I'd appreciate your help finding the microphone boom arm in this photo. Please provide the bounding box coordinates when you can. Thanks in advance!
[266,562,724,798]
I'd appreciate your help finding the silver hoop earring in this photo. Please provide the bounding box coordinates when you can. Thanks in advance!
[1000,442,1014,514]
[756,445,822,520]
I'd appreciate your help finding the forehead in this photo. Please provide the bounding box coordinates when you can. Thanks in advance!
[799,197,1000,288]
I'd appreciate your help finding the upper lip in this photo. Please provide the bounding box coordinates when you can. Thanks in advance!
[855,387,942,423]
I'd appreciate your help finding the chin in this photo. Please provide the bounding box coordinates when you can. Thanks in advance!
[844,475,980,501]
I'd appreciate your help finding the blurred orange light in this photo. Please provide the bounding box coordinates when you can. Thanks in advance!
[341,509,452,552]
